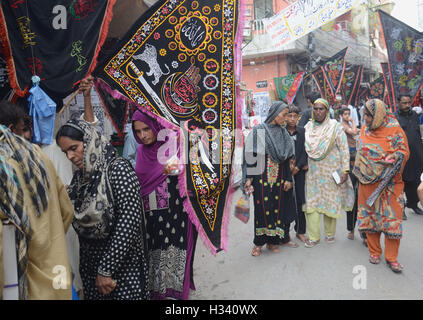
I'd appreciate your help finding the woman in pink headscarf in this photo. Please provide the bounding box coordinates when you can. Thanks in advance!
[132,109,197,300]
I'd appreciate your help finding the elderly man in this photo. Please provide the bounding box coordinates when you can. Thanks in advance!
[303,98,354,247]
[394,94,423,216]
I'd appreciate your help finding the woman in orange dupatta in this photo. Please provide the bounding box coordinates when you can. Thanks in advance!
[353,99,409,273]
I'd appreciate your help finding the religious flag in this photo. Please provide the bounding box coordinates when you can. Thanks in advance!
[381,62,395,110]
[378,10,423,111]
[312,66,328,99]
[321,47,349,99]
[274,71,305,104]
[341,64,362,105]
[0,0,116,104]
[94,82,129,137]
[349,65,363,106]
[94,0,241,255]
[368,75,385,100]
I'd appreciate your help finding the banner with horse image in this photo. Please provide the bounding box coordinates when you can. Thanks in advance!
[94,0,241,255]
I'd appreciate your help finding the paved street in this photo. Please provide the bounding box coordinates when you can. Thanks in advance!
[191,188,423,300]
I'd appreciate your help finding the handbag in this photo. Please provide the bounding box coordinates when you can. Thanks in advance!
[234,193,250,223]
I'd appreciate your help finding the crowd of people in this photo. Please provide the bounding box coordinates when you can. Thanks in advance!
[243,93,423,274]
[1,74,423,299]
[0,77,195,300]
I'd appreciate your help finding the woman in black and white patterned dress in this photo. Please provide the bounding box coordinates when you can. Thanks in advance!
[56,119,149,300]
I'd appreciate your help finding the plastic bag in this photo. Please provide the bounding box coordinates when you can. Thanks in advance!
[234,193,250,223]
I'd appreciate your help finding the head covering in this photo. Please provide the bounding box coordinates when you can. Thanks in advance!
[265,101,287,124]
[0,125,50,299]
[364,99,387,130]
[65,119,117,239]
[132,110,175,197]
[242,102,294,191]
[304,98,339,160]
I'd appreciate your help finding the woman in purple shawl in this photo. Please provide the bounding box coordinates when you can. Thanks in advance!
[132,109,197,300]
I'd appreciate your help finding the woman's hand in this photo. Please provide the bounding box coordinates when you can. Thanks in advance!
[79,76,93,97]
[291,166,300,176]
[244,179,254,195]
[380,153,397,166]
[163,160,180,175]
[96,275,117,295]
[284,181,293,191]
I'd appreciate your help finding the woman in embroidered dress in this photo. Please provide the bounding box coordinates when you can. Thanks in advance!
[132,110,197,300]
[242,101,297,256]
[303,98,354,248]
[353,99,409,273]
[56,119,149,300]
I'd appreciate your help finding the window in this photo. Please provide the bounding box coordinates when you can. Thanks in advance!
[254,0,273,20]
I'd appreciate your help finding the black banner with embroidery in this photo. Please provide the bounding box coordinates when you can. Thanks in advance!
[312,66,328,99]
[321,47,349,99]
[94,0,240,254]
[94,82,129,137]
[341,64,361,105]
[378,10,423,111]
[0,0,116,103]
[0,40,13,100]
[368,75,385,100]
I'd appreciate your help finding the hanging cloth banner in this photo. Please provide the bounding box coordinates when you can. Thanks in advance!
[312,66,328,99]
[381,62,395,111]
[94,81,129,137]
[368,75,385,100]
[356,85,369,104]
[378,10,423,111]
[341,64,362,105]
[274,71,305,104]
[93,0,241,255]
[321,47,349,99]
[285,71,305,104]
[350,65,363,106]
[264,0,366,50]
[0,0,116,103]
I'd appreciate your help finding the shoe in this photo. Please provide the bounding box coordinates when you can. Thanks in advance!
[369,255,380,264]
[347,231,354,240]
[412,207,423,215]
[403,211,408,220]
[304,239,319,248]
[325,236,335,244]
[386,260,403,273]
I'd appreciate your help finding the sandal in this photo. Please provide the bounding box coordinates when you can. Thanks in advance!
[283,240,299,248]
[304,239,319,248]
[386,260,403,273]
[266,244,280,253]
[347,232,354,240]
[326,236,335,244]
[251,246,262,257]
[369,255,380,264]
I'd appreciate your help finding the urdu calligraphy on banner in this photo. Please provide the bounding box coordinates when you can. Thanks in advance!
[263,0,366,49]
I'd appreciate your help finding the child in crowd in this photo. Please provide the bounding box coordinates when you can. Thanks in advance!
[286,104,308,243]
